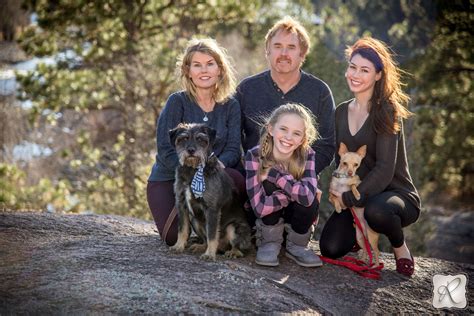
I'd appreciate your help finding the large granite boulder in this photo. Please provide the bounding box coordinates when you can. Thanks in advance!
[1,211,472,314]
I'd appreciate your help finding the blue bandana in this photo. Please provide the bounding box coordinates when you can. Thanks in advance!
[190,152,215,198]
[191,164,206,198]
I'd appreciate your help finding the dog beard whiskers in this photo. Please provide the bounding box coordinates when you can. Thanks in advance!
[177,150,207,168]
[184,156,201,168]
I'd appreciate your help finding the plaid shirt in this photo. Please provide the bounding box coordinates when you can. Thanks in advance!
[245,146,318,218]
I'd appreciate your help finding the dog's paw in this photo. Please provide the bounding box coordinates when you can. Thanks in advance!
[200,253,217,261]
[169,244,185,253]
[224,248,244,259]
[189,243,207,254]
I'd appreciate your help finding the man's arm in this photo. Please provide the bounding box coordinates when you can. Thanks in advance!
[313,85,336,174]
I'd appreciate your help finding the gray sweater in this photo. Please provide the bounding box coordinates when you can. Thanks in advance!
[336,100,421,210]
[236,70,335,175]
[149,91,241,181]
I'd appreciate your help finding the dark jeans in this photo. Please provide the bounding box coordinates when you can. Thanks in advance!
[147,167,246,246]
[319,191,420,259]
[260,181,319,234]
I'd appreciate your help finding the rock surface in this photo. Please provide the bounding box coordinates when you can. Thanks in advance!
[0,211,472,314]
[426,210,474,264]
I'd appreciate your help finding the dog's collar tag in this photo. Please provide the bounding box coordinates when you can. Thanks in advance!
[191,164,206,198]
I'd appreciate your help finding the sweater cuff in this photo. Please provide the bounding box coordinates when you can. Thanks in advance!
[342,190,366,208]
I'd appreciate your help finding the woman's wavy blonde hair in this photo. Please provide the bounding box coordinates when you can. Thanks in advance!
[258,103,318,180]
[345,37,412,134]
[177,38,236,103]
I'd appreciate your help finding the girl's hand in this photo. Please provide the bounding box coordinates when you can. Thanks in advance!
[260,167,271,181]
[329,189,347,209]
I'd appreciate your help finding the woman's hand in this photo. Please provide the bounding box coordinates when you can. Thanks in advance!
[217,159,225,169]
[329,189,347,209]
[316,188,322,203]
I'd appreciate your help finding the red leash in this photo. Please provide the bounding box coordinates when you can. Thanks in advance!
[320,208,384,280]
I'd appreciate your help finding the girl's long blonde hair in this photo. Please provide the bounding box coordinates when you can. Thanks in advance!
[258,103,318,180]
[345,36,412,134]
[177,38,236,103]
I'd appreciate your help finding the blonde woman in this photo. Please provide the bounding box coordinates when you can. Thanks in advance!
[245,103,322,267]
[147,38,244,246]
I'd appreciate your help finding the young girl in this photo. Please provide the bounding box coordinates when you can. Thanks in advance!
[319,37,421,276]
[147,38,245,246]
[245,103,322,267]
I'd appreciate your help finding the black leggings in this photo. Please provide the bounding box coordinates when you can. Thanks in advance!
[260,181,319,234]
[319,191,420,259]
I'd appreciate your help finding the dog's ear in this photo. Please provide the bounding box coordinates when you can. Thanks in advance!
[338,142,348,156]
[357,145,367,158]
[169,125,184,147]
[203,126,217,146]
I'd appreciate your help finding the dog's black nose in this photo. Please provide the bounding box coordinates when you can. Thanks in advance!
[187,148,196,155]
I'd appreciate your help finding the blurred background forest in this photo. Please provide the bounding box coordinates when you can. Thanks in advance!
[0,0,472,262]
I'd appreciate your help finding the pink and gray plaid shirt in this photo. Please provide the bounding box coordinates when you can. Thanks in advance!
[245,146,318,218]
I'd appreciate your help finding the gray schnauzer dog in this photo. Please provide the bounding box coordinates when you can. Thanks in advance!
[169,123,252,260]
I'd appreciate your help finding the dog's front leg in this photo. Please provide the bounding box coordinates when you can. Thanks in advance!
[350,184,361,200]
[349,177,361,200]
[170,197,190,253]
[201,208,220,261]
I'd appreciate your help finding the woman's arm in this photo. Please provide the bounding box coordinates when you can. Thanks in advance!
[245,150,290,218]
[156,93,184,170]
[342,132,398,207]
[265,150,318,206]
[217,99,242,167]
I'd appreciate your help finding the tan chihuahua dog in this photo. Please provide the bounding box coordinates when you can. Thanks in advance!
[329,143,366,213]
[329,143,381,266]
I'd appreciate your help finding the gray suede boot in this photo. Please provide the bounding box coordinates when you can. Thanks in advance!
[255,218,284,267]
[285,224,322,267]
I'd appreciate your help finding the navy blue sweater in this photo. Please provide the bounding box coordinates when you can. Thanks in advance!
[149,91,241,181]
[236,70,336,175]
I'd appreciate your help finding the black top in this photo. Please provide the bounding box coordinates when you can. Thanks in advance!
[335,100,421,210]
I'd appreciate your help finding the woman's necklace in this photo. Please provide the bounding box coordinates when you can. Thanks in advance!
[198,100,215,122]
[202,110,209,122]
